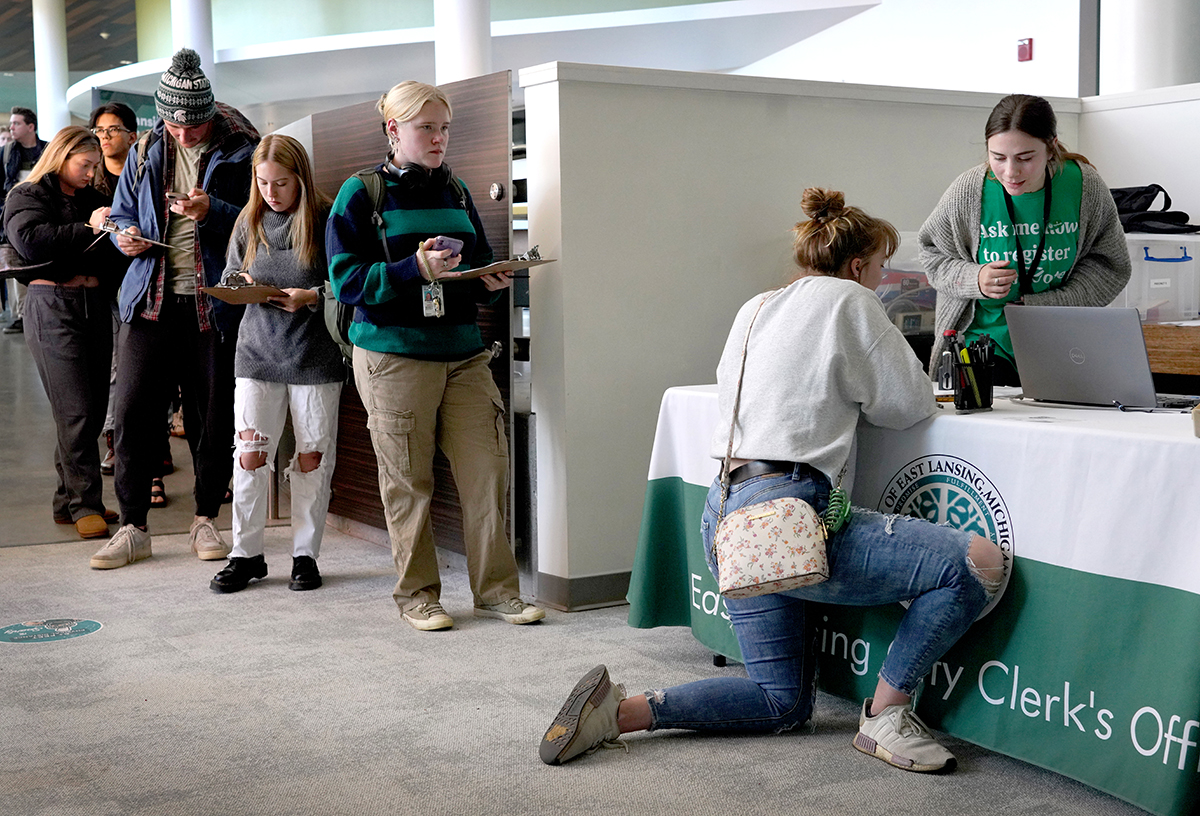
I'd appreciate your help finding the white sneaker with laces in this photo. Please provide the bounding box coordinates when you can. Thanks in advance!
[90,524,152,570]
[474,598,546,624]
[853,698,957,773]
[189,517,231,561]
[540,664,627,765]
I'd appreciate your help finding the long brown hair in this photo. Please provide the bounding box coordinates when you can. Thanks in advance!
[984,94,1091,176]
[236,134,331,270]
[20,126,100,189]
[790,187,899,282]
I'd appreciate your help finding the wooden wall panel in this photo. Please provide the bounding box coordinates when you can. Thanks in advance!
[312,74,513,556]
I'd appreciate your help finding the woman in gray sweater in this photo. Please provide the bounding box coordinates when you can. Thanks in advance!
[209,134,344,594]
[541,189,1006,774]
[919,94,1130,385]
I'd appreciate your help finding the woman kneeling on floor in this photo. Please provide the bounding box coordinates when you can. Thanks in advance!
[540,188,1007,773]
[209,134,344,593]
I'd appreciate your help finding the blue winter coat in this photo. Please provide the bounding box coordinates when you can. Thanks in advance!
[109,103,259,333]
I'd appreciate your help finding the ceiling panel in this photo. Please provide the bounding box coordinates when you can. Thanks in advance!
[0,0,137,73]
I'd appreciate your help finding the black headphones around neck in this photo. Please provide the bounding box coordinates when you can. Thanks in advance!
[392,161,453,190]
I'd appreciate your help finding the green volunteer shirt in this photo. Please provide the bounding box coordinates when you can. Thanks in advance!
[971,159,1083,362]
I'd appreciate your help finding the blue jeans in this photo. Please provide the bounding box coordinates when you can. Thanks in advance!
[644,463,987,733]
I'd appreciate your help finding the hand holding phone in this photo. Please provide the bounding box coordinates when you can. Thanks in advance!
[432,235,464,255]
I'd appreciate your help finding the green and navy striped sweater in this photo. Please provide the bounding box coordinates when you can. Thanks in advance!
[325,163,497,361]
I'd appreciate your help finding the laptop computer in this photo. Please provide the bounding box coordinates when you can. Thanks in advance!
[1004,305,1197,409]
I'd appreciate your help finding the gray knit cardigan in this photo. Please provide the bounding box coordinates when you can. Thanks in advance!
[917,161,1131,374]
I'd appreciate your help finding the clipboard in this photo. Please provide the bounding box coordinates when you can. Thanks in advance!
[201,285,286,304]
[97,220,173,249]
[441,257,555,281]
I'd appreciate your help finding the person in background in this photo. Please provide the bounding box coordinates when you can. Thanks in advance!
[540,188,1005,773]
[2,106,48,335]
[0,126,12,147]
[209,134,344,594]
[3,126,125,540]
[919,94,1130,385]
[326,80,543,630]
[88,102,138,479]
[91,48,259,570]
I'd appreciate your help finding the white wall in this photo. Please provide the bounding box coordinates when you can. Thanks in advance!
[1099,0,1200,94]
[522,62,1079,585]
[1079,83,1200,221]
[736,0,1086,99]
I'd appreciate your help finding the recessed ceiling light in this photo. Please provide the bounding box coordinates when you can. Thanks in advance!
[119,60,132,65]
[99,31,110,39]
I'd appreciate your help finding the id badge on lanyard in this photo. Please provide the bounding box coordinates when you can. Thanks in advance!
[422,281,445,318]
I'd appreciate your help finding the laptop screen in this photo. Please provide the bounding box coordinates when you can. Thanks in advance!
[1004,305,1159,408]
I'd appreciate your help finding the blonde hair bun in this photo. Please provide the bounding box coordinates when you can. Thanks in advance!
[800,187,846,222]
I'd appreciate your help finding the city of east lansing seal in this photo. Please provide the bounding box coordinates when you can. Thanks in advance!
[878,455,1013,616]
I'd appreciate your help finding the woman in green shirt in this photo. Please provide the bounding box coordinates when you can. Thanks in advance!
[919,94,1130,385]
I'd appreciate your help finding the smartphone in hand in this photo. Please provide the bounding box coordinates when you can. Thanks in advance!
[432,235,463,255]
[166,192,189,202]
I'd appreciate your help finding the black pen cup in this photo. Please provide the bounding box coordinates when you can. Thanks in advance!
[953,360,994,412]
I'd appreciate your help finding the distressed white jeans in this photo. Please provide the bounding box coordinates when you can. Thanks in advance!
[231,378,342,560]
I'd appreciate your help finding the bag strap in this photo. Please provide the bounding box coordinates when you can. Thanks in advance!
[718,292,778,523]
[716,287,849,532]
[354,168,391,263]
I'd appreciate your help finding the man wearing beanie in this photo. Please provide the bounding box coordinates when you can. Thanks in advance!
[94,48,260,570]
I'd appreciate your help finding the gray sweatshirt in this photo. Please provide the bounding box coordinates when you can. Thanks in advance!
[226,209,345,384]
[710,275,937,492]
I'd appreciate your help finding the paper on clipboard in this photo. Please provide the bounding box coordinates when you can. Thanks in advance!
[441,257,555,281]
[202,285,286,304]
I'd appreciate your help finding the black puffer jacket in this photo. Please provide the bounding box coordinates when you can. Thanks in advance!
[2,174,126,290]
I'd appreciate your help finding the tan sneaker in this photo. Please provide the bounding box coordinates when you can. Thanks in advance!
[189,517,231,561]
[474,598,546,624]
[402,602,454,631]
[90,524,152,570]
[540,664,627,765]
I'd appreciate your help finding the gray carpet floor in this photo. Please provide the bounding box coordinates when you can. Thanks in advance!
[1,524,1151,816]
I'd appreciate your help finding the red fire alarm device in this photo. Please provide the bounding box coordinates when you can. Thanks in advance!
[1017,38,1033,62]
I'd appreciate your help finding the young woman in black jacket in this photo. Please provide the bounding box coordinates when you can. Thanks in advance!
[3,126,125,541]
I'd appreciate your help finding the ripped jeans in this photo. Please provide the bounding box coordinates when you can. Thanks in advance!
[231,378,342,560]
[644,463,990,734]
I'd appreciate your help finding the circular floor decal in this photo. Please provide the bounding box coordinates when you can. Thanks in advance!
[0,619,102,643]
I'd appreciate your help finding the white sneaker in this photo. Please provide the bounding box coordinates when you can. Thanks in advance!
[474,598,546,625]
[90,524,152,570]
[189,517,231,561]
[540,665,627,765]
[853,698,957,773]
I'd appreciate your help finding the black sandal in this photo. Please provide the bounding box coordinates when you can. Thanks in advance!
[150,478,168,508]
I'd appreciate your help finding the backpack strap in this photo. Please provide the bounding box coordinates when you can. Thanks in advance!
[353,168,391,263]
[132,130,160,186]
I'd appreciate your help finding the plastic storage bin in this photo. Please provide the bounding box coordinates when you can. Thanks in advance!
[1115,234,1200,322]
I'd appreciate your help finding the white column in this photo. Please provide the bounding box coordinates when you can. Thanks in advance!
[434,0,492,85]
[31,0,70,135]
[1100,0,1200,94]
[170,0,215,69]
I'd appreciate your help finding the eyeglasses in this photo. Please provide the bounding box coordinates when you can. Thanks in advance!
[91,126,132,137]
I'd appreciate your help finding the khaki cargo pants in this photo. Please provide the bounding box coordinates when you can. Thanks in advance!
[353,347,521,612]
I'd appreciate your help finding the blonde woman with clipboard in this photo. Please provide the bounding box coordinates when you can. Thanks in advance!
[325,80,543,631]
[207,134,343,594]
